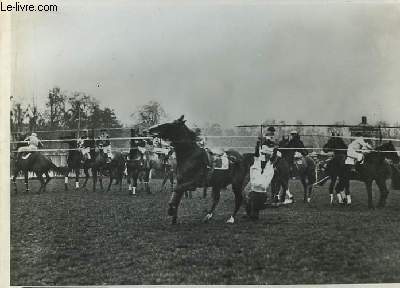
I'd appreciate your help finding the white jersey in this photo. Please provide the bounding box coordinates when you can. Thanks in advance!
[346,137,372,164]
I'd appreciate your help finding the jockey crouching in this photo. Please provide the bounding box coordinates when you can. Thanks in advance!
[77,130,91,163]
[97,129,113,163]
[345,131,373,166]
[341,131,373,205]
[247,127,280,219]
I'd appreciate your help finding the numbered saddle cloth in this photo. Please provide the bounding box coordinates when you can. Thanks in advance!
[213,153,230,170]
[250,158,274,192]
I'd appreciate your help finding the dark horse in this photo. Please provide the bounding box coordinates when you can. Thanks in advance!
[323,139,400,208]
[60,134,91,191]
[61,134,124,192]
[12,134,64,194]
[280,147,316,203]
[149,115,252,224]
[322,135,349,204]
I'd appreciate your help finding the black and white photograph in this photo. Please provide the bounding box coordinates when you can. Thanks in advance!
[2,0,400,286]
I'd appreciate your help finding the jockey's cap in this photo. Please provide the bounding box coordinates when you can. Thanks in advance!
[290,130,298,135]
[266,126,275,133]
[260,145,269,154]
[31,132,37,137]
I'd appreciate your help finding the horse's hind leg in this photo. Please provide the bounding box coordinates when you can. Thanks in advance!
[43,172,51,193]
[12,168,19,194]
[107,176,113,192]
[82,168,89,189]
[74,168,80,191]
[203,186,221,222]
[365,180,374,209]
[300,177,308,203]
[329,176,337,204]
[202,187,208,199]
[37,174,45,194]
[376,178,389,208]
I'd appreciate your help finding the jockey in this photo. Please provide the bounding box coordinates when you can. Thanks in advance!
[346,131,373,165]
[18,132,43,152]
[77,130,91,161]
[255,126,281,169]
[287,130,307,163]
[97,129,112,163]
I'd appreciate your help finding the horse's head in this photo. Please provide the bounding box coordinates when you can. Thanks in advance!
[148,115,197,144]
[323,136,347,154]
[376,141,400,164]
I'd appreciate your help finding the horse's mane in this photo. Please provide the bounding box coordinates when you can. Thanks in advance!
[180,123,197,141]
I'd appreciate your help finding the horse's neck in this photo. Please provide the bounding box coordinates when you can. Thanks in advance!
[172,141,199,163]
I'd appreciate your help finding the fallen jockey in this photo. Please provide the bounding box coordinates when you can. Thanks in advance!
[246,152,275,220]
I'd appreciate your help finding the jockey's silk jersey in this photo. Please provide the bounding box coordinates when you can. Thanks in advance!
[348,137,372,153]
[25,135,41,148]
[97,135,110,147]
[346,137,373,164]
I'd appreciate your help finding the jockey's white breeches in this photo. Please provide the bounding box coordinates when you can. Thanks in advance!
[81,147,91,159]
[18,145,38,152]
[103,145,112,158]
[347,148,364,162]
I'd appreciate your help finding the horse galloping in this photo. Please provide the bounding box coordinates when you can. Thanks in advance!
[149,115,252,224]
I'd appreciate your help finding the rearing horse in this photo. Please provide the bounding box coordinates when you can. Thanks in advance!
[149,115,252,224]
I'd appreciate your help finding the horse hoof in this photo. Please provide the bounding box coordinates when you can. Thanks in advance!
[226,216,235,224]
[203,213,213,222]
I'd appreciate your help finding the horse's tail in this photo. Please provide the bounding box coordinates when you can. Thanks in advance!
[50,162,66,176]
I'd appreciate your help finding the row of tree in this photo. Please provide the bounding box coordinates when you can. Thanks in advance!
[10,87,122,133]
[10,86,400,140]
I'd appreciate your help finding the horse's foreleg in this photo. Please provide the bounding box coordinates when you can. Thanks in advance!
[329,175,337,204]
[12,167,19,194]
[37,174,45,194]
[144,169,151,194]
[365,180,374,208]
[168,189,184,224]
[44,172,51,193]
[83,168,89,189]
[64,169,69,191]
[228,183,244,224]
[202,187,208,199]
[99,173,104,191]
[92,170,97,192]
[203,186,221,222]
[74,168,80,190]
[376,178,388,208]
[24,171,29,193]
[300,177,308,203]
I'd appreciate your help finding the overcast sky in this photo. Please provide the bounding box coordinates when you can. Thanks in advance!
[11,0,400,128]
